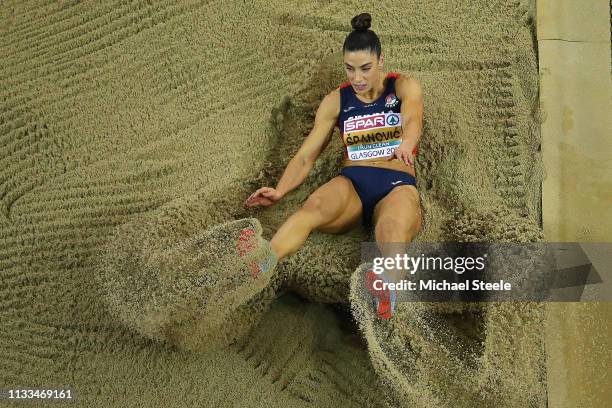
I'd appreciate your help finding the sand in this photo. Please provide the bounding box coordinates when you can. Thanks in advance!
[95,216,279,352]
[1,0,544,406]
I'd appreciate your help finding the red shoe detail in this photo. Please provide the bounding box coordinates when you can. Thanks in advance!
[365,269,394,319]
[236,228,256,257]
[236,228,262,279]
[365,270,387,298]
[377,298,393,319]
[248,261,261,279]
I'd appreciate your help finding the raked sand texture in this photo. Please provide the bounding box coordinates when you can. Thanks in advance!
[1,1,543,407]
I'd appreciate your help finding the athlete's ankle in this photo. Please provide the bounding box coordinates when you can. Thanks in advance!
[256,251,277,274]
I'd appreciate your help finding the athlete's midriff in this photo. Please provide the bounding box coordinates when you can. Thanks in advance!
[341,158,416,178]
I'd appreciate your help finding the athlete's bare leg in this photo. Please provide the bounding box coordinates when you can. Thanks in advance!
[372,184,423,283]
[270,175,362,260]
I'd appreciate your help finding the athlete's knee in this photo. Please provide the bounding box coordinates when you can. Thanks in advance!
[375,216,403,241]
[302,194,323,212]
[300,194,337,221]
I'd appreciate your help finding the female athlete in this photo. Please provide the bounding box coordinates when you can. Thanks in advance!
[244,12,424,318]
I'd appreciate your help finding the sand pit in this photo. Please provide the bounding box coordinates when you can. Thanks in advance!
[1,0,548,406]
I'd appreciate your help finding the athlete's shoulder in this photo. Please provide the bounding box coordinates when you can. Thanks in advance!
[338,80,352,90]
[393,73,422,101]
[317,88,341,119]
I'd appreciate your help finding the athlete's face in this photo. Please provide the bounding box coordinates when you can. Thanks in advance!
[343,50,384,94]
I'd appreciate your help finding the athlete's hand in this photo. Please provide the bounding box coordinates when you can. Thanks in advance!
[245,187,283,208]
[388,142,416,167]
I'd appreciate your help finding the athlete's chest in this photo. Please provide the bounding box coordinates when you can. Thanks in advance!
[339,93,402,134]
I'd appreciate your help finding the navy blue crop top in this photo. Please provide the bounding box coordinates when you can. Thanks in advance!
[335,72,413,165]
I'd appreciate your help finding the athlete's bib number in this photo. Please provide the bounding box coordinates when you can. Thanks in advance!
[347,140,401,161]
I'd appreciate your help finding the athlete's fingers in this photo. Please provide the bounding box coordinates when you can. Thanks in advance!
[257,193,273,202]
[407,153,415,166]
[246,191,265,204]
[250,188,268,200]
[257,187,273,196]
[397,150,404,164]
[253,196,273,207]
[246,195,270,208]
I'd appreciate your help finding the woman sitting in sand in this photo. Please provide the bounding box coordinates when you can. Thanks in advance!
[244,12,424,319]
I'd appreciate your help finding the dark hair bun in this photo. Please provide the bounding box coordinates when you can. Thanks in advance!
[351,13,371,32]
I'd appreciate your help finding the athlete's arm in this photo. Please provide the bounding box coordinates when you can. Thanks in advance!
[275,90,339,195]
[245,90,340,207]
[388,74,423,166]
